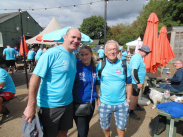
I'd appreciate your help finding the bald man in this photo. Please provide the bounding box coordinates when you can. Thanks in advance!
[23,28,81,137]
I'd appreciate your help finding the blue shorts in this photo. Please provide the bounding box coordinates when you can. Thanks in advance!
[98,102,129,130]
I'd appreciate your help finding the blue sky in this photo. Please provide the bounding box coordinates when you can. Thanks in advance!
[1,0,147,28]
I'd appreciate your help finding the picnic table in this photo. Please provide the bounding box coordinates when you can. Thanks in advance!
[146,73,172,88]
[154,97,183,137]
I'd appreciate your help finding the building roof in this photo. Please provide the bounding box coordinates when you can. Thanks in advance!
[0,12,20,24]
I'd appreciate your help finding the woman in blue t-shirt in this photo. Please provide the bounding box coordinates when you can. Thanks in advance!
[73,45,99,137]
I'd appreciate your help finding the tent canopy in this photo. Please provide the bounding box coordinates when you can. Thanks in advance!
[26,17,62,45]
[126,39,143,46]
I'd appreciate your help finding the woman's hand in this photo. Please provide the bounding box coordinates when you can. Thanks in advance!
[97,98,100,107]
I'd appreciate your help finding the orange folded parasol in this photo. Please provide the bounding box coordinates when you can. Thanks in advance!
[143,13,161,73]
[19,35,29,57]
[159,26,175,66]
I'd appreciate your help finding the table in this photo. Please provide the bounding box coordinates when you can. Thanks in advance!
[154,98,183,137]
[146,73,172,88]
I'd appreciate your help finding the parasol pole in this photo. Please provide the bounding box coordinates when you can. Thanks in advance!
[104,0,108,45]
[19,9,29,89]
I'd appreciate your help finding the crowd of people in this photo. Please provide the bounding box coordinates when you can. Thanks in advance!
[1,28,183,137]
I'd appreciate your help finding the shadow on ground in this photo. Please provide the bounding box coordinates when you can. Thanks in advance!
[11,71,32,88]
[0,94,28,125]
[87,109,146,137]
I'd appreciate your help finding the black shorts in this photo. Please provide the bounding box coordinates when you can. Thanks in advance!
[37,102,73,137]
[5,60,15,67]
[132,84,140,96]
[27,59,35,63]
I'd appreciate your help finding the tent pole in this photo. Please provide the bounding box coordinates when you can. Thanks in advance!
[19,9,29,89]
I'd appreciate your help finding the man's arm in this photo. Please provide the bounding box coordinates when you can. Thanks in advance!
[23,74,40,123]
[0,82,5,89]
[131,69,143,89]
[126,84,132,105]
[168,70,182,83]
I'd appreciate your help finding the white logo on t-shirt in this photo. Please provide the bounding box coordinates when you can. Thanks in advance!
[79,72,86,81]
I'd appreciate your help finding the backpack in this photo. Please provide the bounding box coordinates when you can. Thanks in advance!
[98,58,127,81]
[149,115,166,136]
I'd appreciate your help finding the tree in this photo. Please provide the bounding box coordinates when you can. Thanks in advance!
[80,16,109,44]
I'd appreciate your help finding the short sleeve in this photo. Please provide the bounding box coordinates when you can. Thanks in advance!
[131,56,141,69]
[0,70,6,83]
[96,62,102,81]
[33,52,52,78]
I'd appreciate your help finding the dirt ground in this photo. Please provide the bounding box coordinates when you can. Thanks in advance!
[0,70,183,137]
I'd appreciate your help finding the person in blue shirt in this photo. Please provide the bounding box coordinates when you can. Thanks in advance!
[27,47,35,72]
[73,45,99,137]
[0,67,16,114]
[97,46,105,61]
[120,49,128,61]
[3,45,16,75]
[160,60,183,92]
[35,45,44,64]
[96,40,132,137]
[129,45,151,120]
[23,28,81,137]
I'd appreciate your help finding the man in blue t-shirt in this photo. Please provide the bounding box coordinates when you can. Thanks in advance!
[97,46,105,61]
[27,47,35,72]
[23,28,81,137]
[96,40,132,137]
[3,45,16,75]
[121,49,128,61]
[0,67,16,114]
[129,45,151,120]
[35,45,44,64]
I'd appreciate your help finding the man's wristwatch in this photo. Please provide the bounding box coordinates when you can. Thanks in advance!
[126,99,131,102]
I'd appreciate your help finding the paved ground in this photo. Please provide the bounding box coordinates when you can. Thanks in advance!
[0,70,183,137]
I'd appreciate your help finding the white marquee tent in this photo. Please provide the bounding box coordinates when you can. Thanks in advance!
[26,17,62,45]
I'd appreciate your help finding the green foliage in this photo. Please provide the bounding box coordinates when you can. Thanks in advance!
[80,15,109,44]
[107,24,137,45]
[107,0,183,43]
[89,44,100,49]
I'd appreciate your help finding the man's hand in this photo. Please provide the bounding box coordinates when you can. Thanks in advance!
[137,83,143,89]
[23,105,36,123]
[126,101,130,105]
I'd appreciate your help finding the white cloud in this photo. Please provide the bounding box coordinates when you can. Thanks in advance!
[0,0,147,28]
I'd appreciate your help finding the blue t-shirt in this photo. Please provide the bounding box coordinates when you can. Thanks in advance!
[121,51,127,60]
[35,49,43,60]
[96,59,131,105]
[27,50,35,60]
[0,68,16,93]
[129,53,146,84]
[97,49,105,58]
[73,60,99,103]
[33,45,77,108]
[3,47,16,60]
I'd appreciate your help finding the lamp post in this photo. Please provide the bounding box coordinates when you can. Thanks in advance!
[104,0,108,45]
[19,9,29,89]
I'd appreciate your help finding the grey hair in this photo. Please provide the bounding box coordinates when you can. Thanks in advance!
[104,40,119,51]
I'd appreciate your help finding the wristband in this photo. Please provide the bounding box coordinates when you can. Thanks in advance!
[126,99,131,102]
